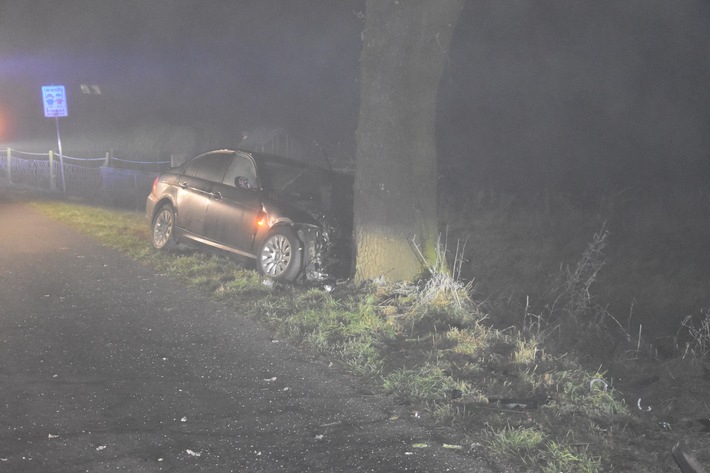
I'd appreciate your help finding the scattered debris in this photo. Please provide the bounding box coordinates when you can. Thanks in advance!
[48,433,59,439]
[589,378,608,392]
[314,434,324,440]
[319,420,342,428]
[181,417,187,422]
[442,444,463,450]
[264,377,277,382]
[637,398,652,412]
[411,443,429,448]
[262,279,275,288]
[96,445,106,451]
[186,449,201,458]
[488,397,550,410]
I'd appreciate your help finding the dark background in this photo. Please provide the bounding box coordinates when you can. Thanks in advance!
[2,0,709,196]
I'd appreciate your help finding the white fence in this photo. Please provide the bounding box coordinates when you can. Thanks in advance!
[0,148,170,209]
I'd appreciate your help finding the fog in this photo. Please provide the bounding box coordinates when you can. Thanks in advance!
[0,1,363,165]
[2,0,709,195]
[439,1,710,200]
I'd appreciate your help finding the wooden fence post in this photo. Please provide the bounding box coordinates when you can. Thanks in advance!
[49,150,56,191]
[6,148,11,184]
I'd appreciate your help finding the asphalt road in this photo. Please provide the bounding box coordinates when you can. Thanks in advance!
[0,190,498,472]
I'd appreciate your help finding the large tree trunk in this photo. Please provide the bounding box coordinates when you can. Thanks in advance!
[354,0,464,282]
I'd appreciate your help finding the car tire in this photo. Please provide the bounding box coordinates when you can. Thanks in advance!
[151,204,177,250]
[257,226,303,282]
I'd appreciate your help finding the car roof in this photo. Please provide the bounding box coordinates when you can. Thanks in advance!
[203,149,352,177]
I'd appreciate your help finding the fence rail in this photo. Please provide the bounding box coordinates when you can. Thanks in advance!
[0,147,168,209]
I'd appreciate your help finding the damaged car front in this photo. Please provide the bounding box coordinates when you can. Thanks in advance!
[255,158,353,281]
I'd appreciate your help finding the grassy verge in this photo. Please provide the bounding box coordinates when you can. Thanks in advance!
[30,198,710,472]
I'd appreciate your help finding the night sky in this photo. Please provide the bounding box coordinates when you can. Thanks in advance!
[2,0,709,196]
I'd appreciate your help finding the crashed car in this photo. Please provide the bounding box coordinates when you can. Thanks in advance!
[146,149,353,282]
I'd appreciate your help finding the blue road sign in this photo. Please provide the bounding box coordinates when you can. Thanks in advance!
[42,85,68,118]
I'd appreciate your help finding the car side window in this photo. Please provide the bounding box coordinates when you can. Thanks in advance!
[184,153,232,183]
[223,155,257,189]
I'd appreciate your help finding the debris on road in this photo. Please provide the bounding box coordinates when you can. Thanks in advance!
[443,444,463,450]
[637,398,652,412]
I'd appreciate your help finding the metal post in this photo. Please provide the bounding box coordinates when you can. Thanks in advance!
[6,148,11,184]
[49,150,56,191]
[55,117,66,194]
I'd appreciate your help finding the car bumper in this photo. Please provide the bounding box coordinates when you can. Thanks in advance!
[145,193,159,223]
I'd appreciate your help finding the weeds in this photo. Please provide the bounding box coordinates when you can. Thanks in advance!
[487,426,601,472]
[410,232,475,312]
[541,441,601,473]
[546,224,608,328]
[486,425,546,460]
[383,363,470,403]
[681,308,710,359]
[447,325,491,357]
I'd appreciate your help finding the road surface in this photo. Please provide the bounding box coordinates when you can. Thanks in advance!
[0,188,498,472]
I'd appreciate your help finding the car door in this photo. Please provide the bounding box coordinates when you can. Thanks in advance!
[203,152,262,255]
[175,152,231,237]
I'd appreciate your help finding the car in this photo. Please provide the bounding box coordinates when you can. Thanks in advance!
[146,149,353,282]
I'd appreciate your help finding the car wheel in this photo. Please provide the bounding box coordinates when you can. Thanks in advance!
[257,226,303,281]
[151,204,176,250]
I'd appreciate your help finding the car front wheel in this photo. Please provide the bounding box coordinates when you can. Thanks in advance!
[151,204,176,250]
[257,227,303,281]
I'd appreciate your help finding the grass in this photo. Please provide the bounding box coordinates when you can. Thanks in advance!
[681,308,710,360]
[28,192,710,473]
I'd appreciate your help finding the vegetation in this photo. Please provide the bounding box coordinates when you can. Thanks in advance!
[30,193,710,472]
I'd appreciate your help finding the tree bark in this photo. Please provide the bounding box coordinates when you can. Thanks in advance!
[354,0,464,282]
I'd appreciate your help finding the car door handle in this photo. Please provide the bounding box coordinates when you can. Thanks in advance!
[179,181,188,189]
[210,191,222,200]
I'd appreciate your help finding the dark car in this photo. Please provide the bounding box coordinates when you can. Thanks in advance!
[146,149,353,282]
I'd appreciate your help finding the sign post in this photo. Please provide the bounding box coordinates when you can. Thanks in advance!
[42,85,68,194]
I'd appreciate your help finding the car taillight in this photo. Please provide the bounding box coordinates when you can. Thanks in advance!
[152,176,159,196]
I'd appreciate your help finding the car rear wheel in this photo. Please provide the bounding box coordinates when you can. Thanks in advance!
[151,204,176,250]
[257,227,303,281]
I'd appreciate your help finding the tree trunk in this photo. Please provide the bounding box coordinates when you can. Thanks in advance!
[354,0,464,282]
